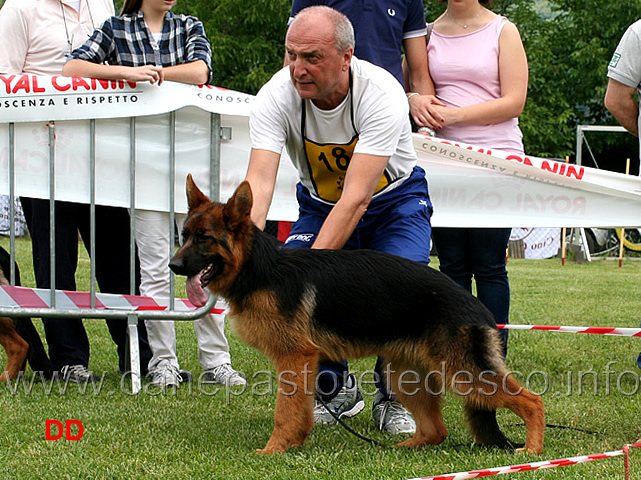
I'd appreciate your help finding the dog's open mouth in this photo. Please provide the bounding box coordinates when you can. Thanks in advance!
[186,264,215,307]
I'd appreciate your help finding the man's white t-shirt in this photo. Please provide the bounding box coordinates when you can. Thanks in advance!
[250,56,418,204]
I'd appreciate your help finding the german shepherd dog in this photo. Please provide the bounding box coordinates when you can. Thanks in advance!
[169,177,545,455]
[0,246,52,380]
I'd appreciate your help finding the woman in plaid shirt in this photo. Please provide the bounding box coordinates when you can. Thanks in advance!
[63,0,246,390]
[63,0,211,85]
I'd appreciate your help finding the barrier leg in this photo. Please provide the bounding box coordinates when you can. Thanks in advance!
[128,313,141,394]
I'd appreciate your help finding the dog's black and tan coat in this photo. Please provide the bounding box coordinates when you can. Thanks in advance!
[170,176,545,454]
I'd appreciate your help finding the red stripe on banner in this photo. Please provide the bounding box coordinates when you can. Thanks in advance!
[582,327,617,335]
[531,326,562,331]
[469,470,501,477]
[587,453,611,460]
[3,285,48,308]
[508,465,541,472]
[123,294,161,308]
[134,306,168,311]
[65,290,105,309]
[176,298,226,314]
[548,459,578,466]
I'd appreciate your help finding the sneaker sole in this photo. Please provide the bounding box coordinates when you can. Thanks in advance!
[383,424,417,435]
[338,398,365,419]
[200,379,247,386]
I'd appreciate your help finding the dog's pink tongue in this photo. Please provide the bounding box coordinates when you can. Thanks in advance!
[186,272,208,308]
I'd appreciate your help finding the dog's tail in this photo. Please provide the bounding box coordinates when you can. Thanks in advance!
[466,407,523,449]
[13,318,52,378]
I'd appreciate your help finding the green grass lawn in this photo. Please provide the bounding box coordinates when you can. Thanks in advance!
[0,237,640,479]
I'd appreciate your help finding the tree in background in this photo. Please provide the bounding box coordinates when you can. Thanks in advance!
[542,0,641,172]
[174,0,290,95]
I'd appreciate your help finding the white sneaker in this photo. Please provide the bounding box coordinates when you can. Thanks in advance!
[372,391,416,435]
[60,364,99,384]
[314,374,365,425]
[147,361,182,388]
[201,363,246,386]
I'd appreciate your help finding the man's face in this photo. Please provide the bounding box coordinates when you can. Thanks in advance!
[285,16,352,109]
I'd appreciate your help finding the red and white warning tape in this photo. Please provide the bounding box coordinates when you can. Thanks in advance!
[0,285,226,314]
[1,286,635,334]
[2,287,637,335]
[497,324,641,337]
[408,444,641,480]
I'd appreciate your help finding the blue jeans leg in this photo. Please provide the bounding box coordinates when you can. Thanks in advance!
[432,227,511,357]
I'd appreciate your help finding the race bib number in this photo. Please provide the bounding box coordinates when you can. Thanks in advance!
[304,136,389,203]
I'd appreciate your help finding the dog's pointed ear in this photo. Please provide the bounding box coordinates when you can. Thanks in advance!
[223,181,253,227]
[186,174,211,212]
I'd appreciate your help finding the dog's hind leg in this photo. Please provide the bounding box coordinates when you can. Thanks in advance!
[500,375,544,454]
[0,317,29,381]
[257,347,318,454]
[384,361,448,448]
[465,407,522,449]
[467,373,544,454]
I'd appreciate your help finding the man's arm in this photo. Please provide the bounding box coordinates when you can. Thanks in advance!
[244,149,282,230]
[605,77,639,136]
[312,152,389,250]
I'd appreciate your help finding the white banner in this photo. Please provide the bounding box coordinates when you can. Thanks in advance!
[510,227,561,259]
[415,135,641,228]
[1,75,640,227]
[0,74,253,121]
[0,75,283,214]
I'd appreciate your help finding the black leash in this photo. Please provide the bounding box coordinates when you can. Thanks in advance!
[316,395,390,448]
[317,398,605,449]
[510,422,605,436]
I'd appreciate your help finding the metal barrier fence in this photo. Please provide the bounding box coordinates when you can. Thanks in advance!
[0,109,227,393]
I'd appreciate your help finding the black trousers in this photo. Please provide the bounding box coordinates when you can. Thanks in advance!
[21,197,152,373]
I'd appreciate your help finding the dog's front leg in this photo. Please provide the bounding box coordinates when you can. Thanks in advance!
[256,348,318,454]
[0,317,29,381]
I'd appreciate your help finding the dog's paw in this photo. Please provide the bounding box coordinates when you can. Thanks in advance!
[516,446,543,454]
[255,446,284,455]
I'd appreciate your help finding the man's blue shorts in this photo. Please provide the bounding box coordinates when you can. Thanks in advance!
[282,166,433,265]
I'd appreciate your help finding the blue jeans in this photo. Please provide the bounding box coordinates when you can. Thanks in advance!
[431,227,511,357]
[283,167,433,401]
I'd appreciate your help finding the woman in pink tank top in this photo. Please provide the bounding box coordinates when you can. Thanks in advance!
[407,0,528,357]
